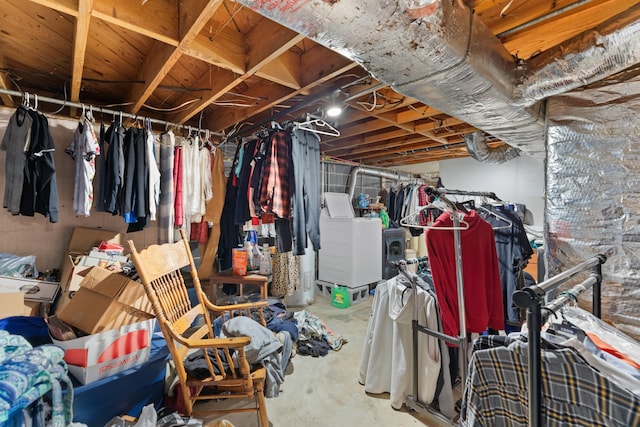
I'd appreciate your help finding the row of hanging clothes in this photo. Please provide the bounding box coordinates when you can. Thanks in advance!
[1,96,59,222]
[360,187,536,420]
[383,182,433,228]
[217,117,338,297]
[67,109,221,239]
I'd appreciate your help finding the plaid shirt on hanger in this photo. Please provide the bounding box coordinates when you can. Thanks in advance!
[259,130,292,219]
[461,339,640,426]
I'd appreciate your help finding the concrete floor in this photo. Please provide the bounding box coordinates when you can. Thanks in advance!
[196,291,455,427]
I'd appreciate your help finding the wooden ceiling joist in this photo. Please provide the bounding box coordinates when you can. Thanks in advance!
[70,0,92,102]
[10,0,635,165]
[0,51,14,106]
[126,0,224,114]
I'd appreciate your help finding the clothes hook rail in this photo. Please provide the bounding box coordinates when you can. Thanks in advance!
[0,88,223,137]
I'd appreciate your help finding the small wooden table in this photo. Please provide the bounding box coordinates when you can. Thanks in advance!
[206,270,269,305]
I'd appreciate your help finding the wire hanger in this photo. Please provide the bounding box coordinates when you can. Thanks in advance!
[295,114,340,137]
[400,201,470,230]
[477,205,512,230]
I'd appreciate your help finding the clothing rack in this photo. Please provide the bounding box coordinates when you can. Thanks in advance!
[392,257,455,425]
[390,186,470,423]
[512,253,607,427]
[0,88,223,137]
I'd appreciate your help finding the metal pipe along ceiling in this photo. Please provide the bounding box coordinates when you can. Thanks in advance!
[235,0,640,162]
[347,166,413,199]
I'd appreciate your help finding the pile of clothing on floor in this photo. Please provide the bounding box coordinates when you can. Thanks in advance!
[185,299,347,398]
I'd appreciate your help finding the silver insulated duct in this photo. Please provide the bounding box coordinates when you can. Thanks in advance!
[235,0,640,162]
[464,131,520,164]
[546,75,640,340]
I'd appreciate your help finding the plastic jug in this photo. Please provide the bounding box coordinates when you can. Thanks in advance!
[331,285,350,309]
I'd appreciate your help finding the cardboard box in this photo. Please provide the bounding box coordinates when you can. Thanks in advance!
[0,275,60,303]
[23,301,42,316]
[57,267,154,335]
[51,318,155,385]
[57,227,123,314]
[0,292,24,319]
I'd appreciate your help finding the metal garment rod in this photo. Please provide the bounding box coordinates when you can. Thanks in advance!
[424,186,468,380]
[513,253,607,427]
[397,185,470,422]
[436,187,502,202]
[394,262,460,425]
[0,88,223,137]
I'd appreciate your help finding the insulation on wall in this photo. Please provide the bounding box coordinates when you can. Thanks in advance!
[546,76,640,340]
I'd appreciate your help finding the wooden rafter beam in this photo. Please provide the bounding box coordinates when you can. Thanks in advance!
[70,0,92,102]
[125,0,223,114]
[203,46,358,131]
[0,51,14,106]
[498,0,640,59]
[334,135,436,159]
[374,146,468,166]
[395,105,443,123]
[172,22,304,123]
[26,0,79,17]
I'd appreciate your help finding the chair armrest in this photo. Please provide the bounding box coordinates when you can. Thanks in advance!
[201,297,269,312]
[177,335,251,349]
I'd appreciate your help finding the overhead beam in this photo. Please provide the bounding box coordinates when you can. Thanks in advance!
[360,105,450,144]
[335,134,432,159]
[172,20,304,123]
[27,0,180,44]
[27,0,79,17]
[183,31,245,75]
[70,0,92,102]
[0,51,14,106]
[395,105,443,123]
[127,0,224,114]
[197,43,359,131]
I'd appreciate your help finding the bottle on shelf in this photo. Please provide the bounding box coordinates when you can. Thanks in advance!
[259,243,272,275]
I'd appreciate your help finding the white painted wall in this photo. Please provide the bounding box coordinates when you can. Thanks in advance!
[438,155,545,226]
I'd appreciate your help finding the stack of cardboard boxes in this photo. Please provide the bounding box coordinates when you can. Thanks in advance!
[50,227,157,384]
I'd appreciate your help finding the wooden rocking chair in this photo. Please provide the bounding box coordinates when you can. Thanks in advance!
[127,229,269,426]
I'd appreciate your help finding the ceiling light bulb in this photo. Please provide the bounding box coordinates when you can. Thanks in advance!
[326,105,342,117]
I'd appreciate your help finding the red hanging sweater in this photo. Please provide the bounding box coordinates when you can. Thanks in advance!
[426,210,504,339]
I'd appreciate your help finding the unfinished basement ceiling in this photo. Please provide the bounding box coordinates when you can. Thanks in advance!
[1,0,639,167]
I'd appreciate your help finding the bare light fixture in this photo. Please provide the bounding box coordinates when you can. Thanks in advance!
[325,91,343,117]
[326,104,343,117]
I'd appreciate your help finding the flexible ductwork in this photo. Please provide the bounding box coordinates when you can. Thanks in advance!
[464,131,521,164]
[235,0,640,162]
[347,166,412,199]
[545,75,640,340]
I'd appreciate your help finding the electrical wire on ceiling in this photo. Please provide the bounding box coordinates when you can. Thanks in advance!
[209,3,244,43]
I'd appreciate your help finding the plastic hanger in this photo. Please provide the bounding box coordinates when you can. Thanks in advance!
[295,115,340,137]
